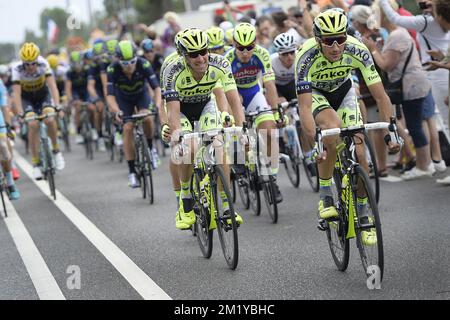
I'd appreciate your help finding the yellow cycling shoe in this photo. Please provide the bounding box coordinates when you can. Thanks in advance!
[361,229,377,246]
[318,196,338,219]
[181,210,196,226]
[176,211,190,230]
[225,210,243,225]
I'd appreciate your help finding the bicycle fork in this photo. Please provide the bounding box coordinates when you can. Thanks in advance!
[341,173,357,239]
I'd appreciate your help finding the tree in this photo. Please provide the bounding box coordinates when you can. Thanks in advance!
[39,7,71,48]
[0,43,18,64]
[133,0,185,25]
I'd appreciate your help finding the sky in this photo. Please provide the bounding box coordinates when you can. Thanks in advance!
[0,0,105,43]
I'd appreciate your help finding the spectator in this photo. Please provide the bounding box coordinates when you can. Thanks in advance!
[378,0,450,134]
[255,16,276,51]
[161,11,181,56]
[271,11,305,45]
[364,0,435,180]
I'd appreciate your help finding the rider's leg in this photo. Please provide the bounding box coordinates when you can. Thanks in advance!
[123,121,135,171]
[95,100,104,138]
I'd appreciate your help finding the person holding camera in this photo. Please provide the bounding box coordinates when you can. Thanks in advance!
[378,0,450,134]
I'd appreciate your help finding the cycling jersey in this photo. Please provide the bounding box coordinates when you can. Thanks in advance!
[162,53,236,122]
[160,51,180,82]
[295,36,379,127]
[271,52,296,101]
[225,45,275,89]
[53,64,69,96]
[66,65,90,101]
[107,58,160,97]
[87,58,109,98]
[11,56,52,101]
[295,35,381,94]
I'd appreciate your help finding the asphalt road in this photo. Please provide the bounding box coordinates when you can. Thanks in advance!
[0,138,449,300]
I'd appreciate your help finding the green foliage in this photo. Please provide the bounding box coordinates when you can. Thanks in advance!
[401,0,421,15]
[0,43,18,64]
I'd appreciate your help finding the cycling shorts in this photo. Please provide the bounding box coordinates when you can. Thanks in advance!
[180,99,221,133]
[23,93,54,115]
[276,80,296,102]
[311,79,363,128]
[116,90,153,121]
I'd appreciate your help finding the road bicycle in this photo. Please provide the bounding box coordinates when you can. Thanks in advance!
[277,99,319,192]
[25,111,59,200]
[123,112,157,204]
[315,119,400,282]
[181,126,243,270]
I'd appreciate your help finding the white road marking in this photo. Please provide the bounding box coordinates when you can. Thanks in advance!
[15,152,172,300]
[3,197,65,300]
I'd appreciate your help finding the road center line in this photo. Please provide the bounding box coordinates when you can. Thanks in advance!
[14,152,171,300]
[3,197,65,300]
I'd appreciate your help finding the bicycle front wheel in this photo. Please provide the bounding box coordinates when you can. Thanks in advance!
[325,168,350,271]
[282,143,300,188]
[248,167,261,216]
[212,165,239,270]
[44,142,56,200]
[353,165,384,282]
[191,170,213,259]
[363,133,380,204]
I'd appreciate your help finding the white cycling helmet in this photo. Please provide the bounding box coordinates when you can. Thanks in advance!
[273,33,297,54]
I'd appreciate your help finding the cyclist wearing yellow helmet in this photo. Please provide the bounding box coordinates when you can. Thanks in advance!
[162,28,245,230]
[47,54,69,98]
[225,22,284,203]
[206,26,226,55]
[12,42,65,180]
[295,9,400,224]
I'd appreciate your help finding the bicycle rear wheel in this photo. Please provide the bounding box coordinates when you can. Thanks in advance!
[82,121,94,160]
[363,133,380,204]
[262,175,278,223]
[300,138,319,192]
[353,166,384,282]
[282,141,300,188]
[248,167,261,216]
[191,169,213,259]
[212,165,239,270]
[325,168,350,271]
[0,183,8,218]
[141,138,154,204]
[43,142,56,200]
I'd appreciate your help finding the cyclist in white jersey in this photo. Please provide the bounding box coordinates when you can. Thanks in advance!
[271,33,297,103]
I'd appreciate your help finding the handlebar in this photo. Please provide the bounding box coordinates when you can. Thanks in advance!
[24,112,57,122]
[121,112,157,122]
[179,126,245,142]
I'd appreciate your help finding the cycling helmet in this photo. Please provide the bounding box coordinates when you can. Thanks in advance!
[70,51,82,64]
[178,28,208,54]
[115,40,137,61]
[313,10,348,37]
[47,54,59,69]
[273,33,296,53]
[141,39,154,53]
[93,39,106,56]
[19,42,40,62]
[83,49,94,60]
[225,28,234,45]
[206,27,225,49]
[105,39,119,56]
[233,23,256,46]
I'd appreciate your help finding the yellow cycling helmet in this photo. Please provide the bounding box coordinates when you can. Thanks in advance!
[206,27,225,49]
[20,42,40,62]
[178,28,208,54]
[47,54,59,69]
[233,23,256,46]
[313,10,348,37]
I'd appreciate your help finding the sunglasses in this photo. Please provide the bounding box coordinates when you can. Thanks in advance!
[236,43,256,52]
[23,62,38,67]
[119,57,137,66]
[186,48,208,58]
[320,35,347,47]
[280,51,295,57]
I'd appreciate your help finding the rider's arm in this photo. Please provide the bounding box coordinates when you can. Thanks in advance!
[264,80,279,111]
[100,72,108,98]
[298,92,315,140]
[65,79,73,103]
[46,75,60,106]
[225,89,244,126]
[106,69,120,114]
[12,84,23,116]
[87,79,98,100]
[213,87,229,114]
[167,100,181,138]
[143,60,162,109]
